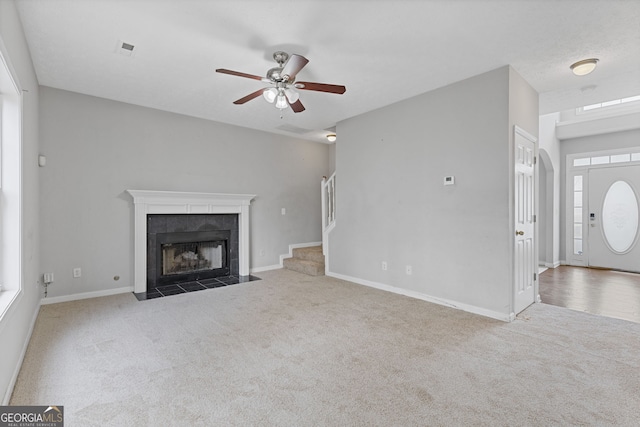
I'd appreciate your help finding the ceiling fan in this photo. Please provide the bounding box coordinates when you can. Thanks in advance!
[216,51,346,113]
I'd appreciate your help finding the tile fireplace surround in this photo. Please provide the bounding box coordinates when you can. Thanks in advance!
[126,190,256,294]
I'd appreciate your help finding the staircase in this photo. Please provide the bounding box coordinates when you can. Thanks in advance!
[283,245,325,276]
[282,175,334,277]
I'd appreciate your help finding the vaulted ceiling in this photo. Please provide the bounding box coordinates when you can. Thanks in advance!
[15,0,640,143]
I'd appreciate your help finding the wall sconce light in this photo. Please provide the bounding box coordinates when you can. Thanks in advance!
[570,58,599,76]
[326,134,337,142]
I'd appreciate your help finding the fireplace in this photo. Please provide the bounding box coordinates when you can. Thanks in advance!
[157,231,229,285]
[147,214,237,290]
[127,190,256,294]
[161,237,225,276]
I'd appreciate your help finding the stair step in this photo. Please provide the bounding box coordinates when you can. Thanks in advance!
[283,257,325,276]
[292,246,325,263]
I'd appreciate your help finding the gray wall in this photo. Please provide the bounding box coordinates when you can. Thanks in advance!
[539,112,562,267]
[0,0,41,403]
[538,159,548,264]
[39,87,329,298]
[329,66,537,318]
[558,128,640,261]
[328,142,336,174]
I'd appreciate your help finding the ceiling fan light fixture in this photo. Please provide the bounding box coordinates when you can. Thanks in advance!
[284,88,299,103]
[263,87,278,103]
[326,134,337,142]
[570,58,599,76]
[216,51,346,115]
[275,93,288,110]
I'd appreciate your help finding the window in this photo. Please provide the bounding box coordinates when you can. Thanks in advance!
[590,156,610,165]
[0,94,3,282]
[0,48,23,320]
[573,150,640,168]
[573,175,583,255]
[577,94,640,114]
[573,157,591,167]
[611,154,630,164]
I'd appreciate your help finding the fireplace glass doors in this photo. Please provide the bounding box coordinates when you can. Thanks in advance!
[152,229,231,287]
[161,240,225,276]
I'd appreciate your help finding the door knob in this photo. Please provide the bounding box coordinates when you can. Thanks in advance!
[515,230,524,236]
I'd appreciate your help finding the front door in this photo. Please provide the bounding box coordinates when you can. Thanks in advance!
[514,127,537,314]
[588,165,640,272]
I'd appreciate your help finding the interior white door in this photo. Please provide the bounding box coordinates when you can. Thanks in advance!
[514,129,536,314]
[588,165,640,272]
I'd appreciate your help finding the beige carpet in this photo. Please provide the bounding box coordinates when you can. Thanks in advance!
[10,269,640,426]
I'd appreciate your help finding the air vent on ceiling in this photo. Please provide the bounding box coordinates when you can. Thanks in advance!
[275,124,312,135]
[115,40,136,57]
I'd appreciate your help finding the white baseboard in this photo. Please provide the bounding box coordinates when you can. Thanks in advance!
[279,241,322,266]
[40,286,133,305]
[250,264,282,273]
[3,300,41,405]
[326,271,512,322]
[545,261,561,268]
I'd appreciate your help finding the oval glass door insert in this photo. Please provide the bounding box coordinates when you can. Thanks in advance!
[602,180,639,253]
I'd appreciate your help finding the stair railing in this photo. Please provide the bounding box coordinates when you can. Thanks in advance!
[321,173,336,256]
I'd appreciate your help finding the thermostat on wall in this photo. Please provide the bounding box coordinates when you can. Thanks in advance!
[444,176,455,186]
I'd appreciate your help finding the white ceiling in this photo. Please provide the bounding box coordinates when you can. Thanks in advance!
[14,0,640,143]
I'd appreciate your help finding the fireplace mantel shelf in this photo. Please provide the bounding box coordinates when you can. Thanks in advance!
[127,190,256,293]
[127,190,256,206]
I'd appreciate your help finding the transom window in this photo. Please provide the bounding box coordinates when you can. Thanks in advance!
[577,95,640,114]
[573,151,640,168]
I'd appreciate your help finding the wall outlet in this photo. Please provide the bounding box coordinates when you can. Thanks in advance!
[73,268,82,278]
[381,261,388,271]
[405,265,412,275]
[43,273,54,284]
[281,208,286,215]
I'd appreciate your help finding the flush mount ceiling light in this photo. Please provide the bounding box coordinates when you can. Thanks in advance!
[326,134,337,142]
[570,58,599,76]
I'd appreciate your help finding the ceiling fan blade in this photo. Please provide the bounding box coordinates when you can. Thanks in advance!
[281,54,309,82]
[289,99,305,113]
[233,89,265,105]
[216,68,264,81]
[296,82,346,94]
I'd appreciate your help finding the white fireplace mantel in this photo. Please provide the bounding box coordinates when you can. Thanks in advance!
[126,190,256,293]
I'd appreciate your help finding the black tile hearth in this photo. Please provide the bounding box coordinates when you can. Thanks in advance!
[199,278,226,289]
[144,290,163,300]
[156,284,186,296]
[179,281,207,292]
[134,274,261,301]
[217,276,240,285]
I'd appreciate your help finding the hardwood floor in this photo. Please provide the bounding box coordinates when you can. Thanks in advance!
[539,266,640,323]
